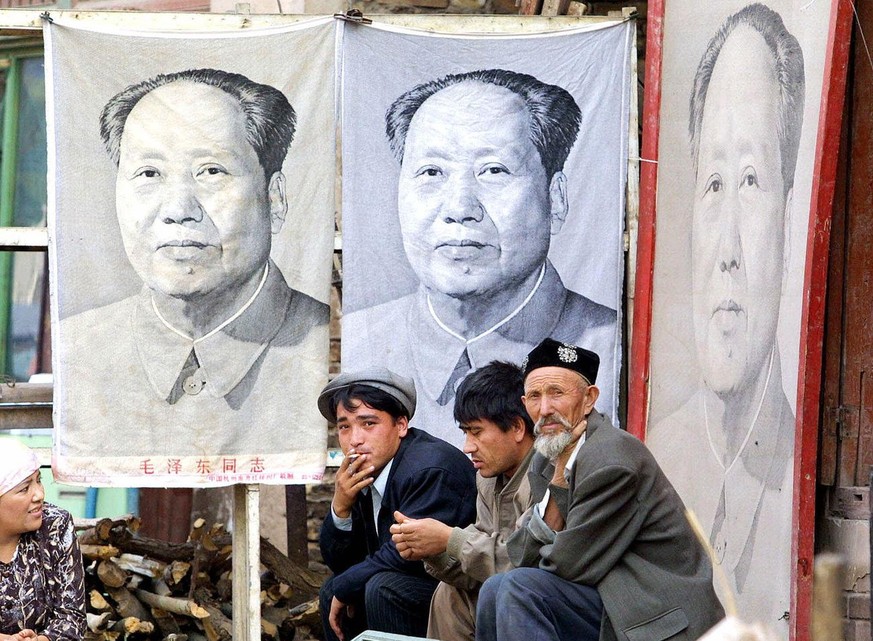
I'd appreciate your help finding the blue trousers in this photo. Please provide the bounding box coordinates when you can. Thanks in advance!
[475,568,603,641]
[319,571,437,641]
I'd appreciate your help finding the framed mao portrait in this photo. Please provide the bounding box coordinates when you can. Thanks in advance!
[628,1,852,638]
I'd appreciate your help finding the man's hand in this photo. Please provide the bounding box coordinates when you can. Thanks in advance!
[390,511,452,560]
[551,417,588,488]
[1,630,47,641]
[332,450,375,519]
[328,596,355,641]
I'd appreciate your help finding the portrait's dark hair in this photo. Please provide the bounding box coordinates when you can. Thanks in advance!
[331,384,411,422]
[689,3,805,196]
[454,361,534,436]
[100,68,297,177]
[385,69,581,180]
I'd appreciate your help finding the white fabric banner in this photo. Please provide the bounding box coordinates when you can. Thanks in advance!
[340,21,633,448]
[46,18,336,486]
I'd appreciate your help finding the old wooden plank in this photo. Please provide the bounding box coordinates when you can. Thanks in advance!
[540,0,569,16]
[858,371,873,486]
[837,406,860,489]
[842,0,873,490]
[819,86,851,487]
[831,486,870,521]
[232,485,260,641]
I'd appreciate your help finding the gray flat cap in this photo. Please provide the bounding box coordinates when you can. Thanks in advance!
[317,367,416,423]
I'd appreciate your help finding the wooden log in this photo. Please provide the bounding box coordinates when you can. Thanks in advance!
[152,580,172,597]
[286,598,320,630]
[84,630,120,641]
[86,612,112,632]
[110,617,155,636]
[116,554,167,579]
[106,587,152,623]
[81,544,121,561]
[97,560,129,589]
[188,518,207,543]
[135,589,209,619]
[165,561,191,588]
[198,608,231,641]
[89,590,115,613]
[78,516,141,544]
[124,537,201,563]
[260,618,278,639]
[259,538,323,598]
[148,607,183,638]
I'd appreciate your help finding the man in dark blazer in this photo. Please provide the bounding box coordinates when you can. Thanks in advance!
[317,367,476,641]
[476,339,724,641]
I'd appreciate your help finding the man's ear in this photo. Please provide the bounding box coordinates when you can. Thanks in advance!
[583,385,600,416]
[268,172,287,235]
[511,416,528,443]
[396,415,409,439]
[781,187,793,292]
[548,171,569,236]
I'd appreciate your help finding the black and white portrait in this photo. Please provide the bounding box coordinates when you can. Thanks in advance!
[47,21,337,486]
[340,22,634,447]
[644,1,831,629]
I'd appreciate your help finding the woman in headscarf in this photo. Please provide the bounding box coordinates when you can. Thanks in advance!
[0,439,85,641]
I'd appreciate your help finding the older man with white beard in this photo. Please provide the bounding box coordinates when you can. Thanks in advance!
[475,338,723,641]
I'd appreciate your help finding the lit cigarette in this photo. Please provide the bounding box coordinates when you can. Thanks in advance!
[347,453,361,461]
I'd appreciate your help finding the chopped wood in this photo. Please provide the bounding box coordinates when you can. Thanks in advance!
[188,518,206,543]
[165,561,191,587]
[98,560,129,589]
[90,590,114,613]
[86,612,112,632]
[148,607,182,639]
[107,587,153,623]
[135,590,209,619]
[151,580,172,598]
[84,629,121,641]
[116,554,167,579]
[260,618,278,639]
[287,598,320,630]
[82,545,122,561]
[78,517,326,641]
[260,538,323,595]
[110,617,155,636]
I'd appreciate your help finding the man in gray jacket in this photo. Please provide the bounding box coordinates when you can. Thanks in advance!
[390,361,535,641]
[477,338,724,641]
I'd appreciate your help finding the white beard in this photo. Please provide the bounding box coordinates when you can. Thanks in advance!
[533,430,575,460]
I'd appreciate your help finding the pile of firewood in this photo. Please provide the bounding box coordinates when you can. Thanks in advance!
[76,516,326,641]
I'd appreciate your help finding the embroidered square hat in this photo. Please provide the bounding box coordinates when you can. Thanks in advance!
[318,367,417,422]
[522,338,600,385]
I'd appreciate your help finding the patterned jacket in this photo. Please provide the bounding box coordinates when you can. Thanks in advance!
[0,503,86,641]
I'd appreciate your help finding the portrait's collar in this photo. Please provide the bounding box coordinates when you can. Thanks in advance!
[133,261,292,400]
[151,263,270,344]
[425,262,546,344]
[411,261,569,403]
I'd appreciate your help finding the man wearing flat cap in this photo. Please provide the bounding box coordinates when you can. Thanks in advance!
[476,338,724,641]
[317,367,476,641]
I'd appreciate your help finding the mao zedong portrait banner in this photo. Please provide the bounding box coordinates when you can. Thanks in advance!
[633,1,850,635]
[45,19,336,487]
[340,20,634,448]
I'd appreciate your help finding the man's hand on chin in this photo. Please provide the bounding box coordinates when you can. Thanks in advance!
[551,416,588,487]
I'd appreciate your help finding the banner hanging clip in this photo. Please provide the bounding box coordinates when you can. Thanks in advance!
[333,9,372,25]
